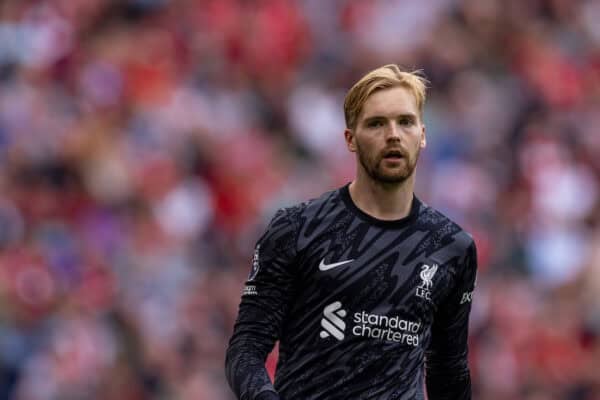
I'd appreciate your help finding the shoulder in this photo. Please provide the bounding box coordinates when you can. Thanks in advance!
[274,187,342,223]
[417,199,476,254]
[264,187,341,233]
[259,188,342,255]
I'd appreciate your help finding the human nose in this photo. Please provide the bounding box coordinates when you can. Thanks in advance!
[385,122,401,141]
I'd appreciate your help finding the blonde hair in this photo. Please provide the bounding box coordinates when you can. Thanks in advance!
[343,64,428,130]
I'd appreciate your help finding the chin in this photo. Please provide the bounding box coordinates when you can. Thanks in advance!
[379,168,410,179]
[372,168,415,183]
[373,174,410,184]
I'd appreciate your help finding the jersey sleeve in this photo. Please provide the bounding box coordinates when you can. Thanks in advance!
[225,208,300,400]
[426,238,477,400]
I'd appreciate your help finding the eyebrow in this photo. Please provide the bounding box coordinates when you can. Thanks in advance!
[362,113,417,123]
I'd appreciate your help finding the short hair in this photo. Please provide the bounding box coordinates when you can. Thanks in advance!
[343,64,428,130]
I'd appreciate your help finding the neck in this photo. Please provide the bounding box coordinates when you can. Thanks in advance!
[348,172,415,221]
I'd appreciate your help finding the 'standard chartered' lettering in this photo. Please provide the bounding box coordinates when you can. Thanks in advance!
[351,311,421,346]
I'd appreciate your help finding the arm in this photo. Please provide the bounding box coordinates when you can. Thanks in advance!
[225,208,299,400]
[426,239,477,400]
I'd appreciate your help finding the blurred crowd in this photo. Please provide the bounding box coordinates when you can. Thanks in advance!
[0,0,599,399]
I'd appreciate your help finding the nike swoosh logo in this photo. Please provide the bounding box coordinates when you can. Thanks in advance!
[319,259,354,271]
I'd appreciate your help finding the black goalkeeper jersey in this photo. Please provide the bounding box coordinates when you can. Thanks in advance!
[226,185,477,400]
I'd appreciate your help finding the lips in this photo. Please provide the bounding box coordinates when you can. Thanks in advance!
[382,149,406,159]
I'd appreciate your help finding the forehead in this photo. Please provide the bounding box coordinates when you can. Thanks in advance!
[359,86,418,120]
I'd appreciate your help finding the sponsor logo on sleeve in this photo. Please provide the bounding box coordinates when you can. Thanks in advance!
[460,291,473,304]
[247,244,261,281]
[243,285,257,296]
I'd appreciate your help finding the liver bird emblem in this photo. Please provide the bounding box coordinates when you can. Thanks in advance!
[419,264,438,289]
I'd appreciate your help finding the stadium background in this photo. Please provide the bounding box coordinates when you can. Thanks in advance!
[0,0,599,399]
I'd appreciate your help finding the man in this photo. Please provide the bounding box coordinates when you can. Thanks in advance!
[225,64,477,400]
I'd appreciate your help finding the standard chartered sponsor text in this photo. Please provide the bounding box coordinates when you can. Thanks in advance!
[352,311,420,346]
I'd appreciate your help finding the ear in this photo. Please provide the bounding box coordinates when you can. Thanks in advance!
[420,124,427,149]
[344,129,357,152]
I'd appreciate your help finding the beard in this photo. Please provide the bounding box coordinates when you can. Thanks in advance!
[356,142,420,184]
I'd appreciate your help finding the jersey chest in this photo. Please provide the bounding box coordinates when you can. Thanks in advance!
[294,226,458,336]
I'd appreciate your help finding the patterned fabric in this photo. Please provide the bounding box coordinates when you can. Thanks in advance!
[226,184,477,400]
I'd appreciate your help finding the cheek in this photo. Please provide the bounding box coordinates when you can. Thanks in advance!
[359,133,381,148]
[356,138,378,157]
[410,131,424,148]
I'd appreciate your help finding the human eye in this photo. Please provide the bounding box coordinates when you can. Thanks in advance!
[398,116,415,126]
[366,119,384,128]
